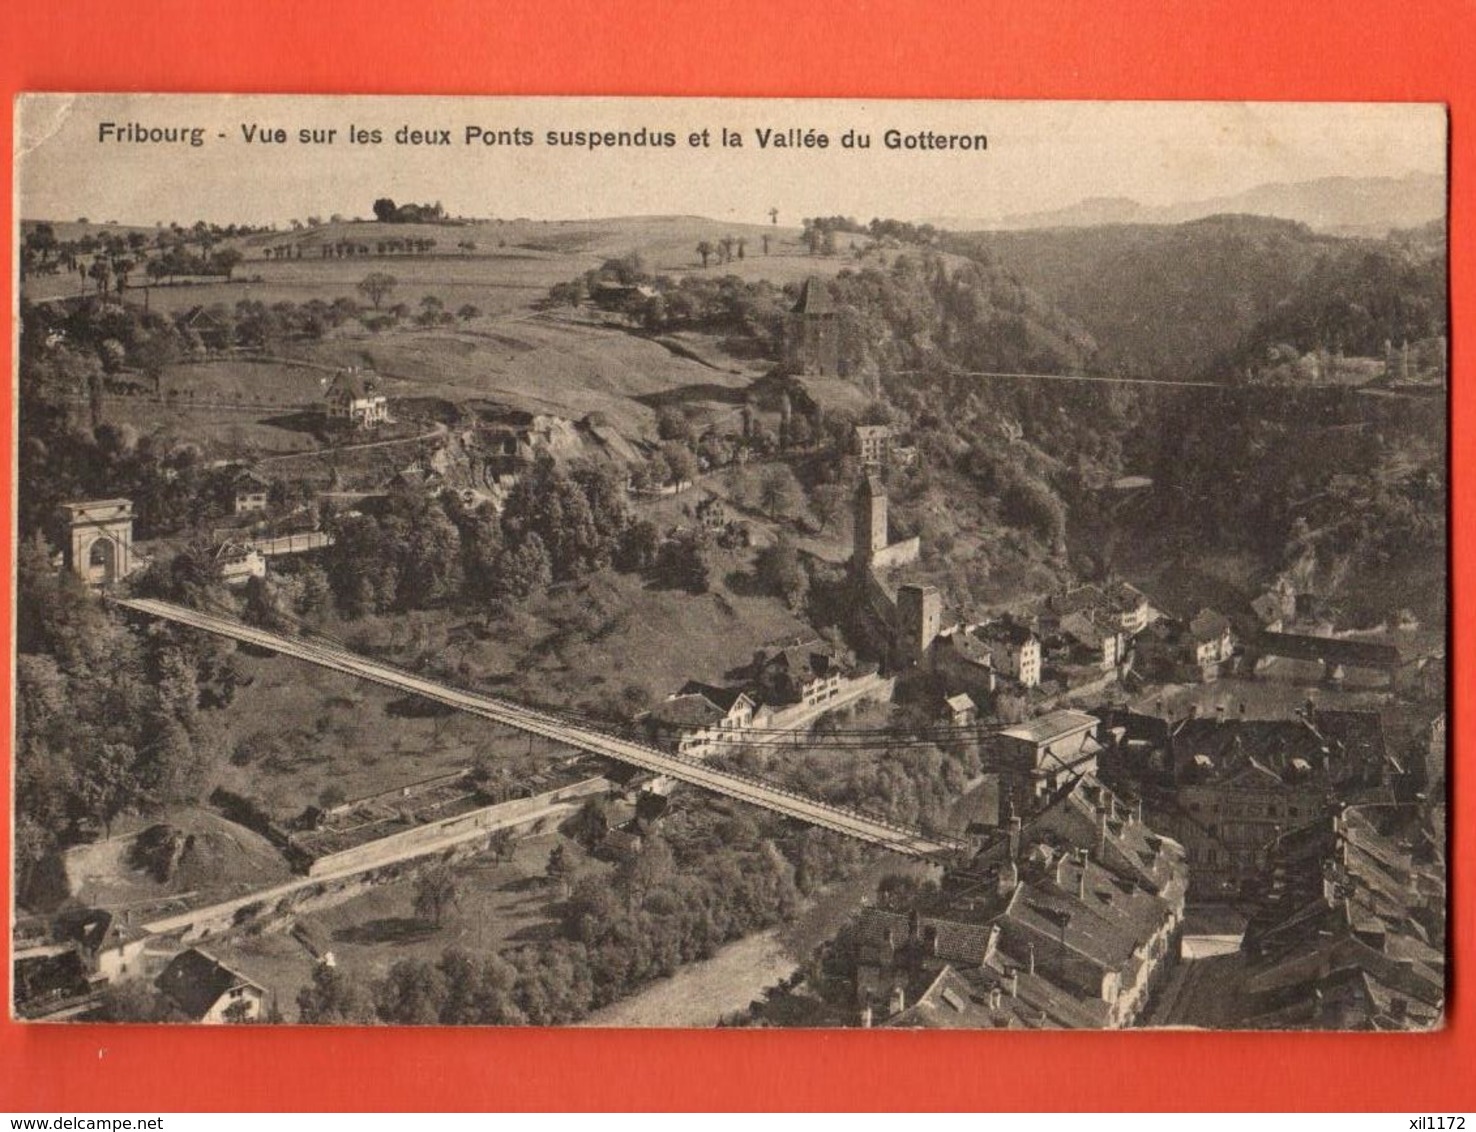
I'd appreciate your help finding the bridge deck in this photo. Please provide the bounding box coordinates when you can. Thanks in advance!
[115,598,962,860]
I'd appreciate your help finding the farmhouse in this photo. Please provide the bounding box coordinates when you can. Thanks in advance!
[324,367,389,428]
[232,469,271,515]
[155,948,266,1023]
[644,684,757,759]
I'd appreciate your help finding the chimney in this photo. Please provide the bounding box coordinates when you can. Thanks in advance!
[1010,968,1020,997]
[989,986,1002,1011]
[1027,944,1036,975]
[1054,852,1069,887]
[1077,847,1090,900]
[1215,704,1226,724]
[1008,815,1023,861]
[860,1003,873,1028]
[889,985,906,1017]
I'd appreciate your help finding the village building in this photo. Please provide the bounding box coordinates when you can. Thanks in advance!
[853,424,895,466]
[854,774,1187,1029]
[231,469,271,515]
[787,275,838,376]
[1226,804,1445,1029]
[215,540,266,586]
[644,683,757,759]
[155,948,267,1024]
[1135,608,1237,683]
[177,305,233,352]
[324,367,389,428]
[1098,705,1398,899]
[1250,631,1401,688]
[944,692,978,728]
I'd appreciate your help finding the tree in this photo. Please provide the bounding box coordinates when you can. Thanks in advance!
[372,198,398,222]
[546,843,575,897]
[492,532,553,600]
[75,741,137,839]
[661,442,699,490]
[376,958,448,1024]
[357,272,398,310]
[758,463,801,518]
[755,534,807,608]
[297,962,378,1024]
[696,240,715,268]
[456,303,482,322]
[213,248,243,281]
[488,827,518,864]
[413,864,462,928]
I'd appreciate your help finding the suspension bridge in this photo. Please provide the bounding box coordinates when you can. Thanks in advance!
[113,597,967,861]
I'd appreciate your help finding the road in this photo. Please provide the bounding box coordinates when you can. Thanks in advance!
[115,598,964,861]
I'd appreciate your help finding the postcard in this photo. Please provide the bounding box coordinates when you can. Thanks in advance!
[12,94,1448,1030]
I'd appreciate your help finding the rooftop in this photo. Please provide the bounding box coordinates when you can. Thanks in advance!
[999,710,1100,746]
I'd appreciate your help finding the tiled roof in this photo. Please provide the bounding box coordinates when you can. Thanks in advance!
[155,948,260,1020]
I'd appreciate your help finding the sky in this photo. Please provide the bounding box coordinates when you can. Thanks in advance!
[16,95,1448,228]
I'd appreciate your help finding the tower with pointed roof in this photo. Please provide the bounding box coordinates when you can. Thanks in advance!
[788,276,838,376]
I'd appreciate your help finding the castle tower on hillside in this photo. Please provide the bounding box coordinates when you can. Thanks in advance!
[788,276,838,376]
[854,470,889,567]
[896,583,943,665]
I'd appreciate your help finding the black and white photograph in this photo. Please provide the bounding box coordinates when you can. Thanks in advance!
[12,94,1448,1031]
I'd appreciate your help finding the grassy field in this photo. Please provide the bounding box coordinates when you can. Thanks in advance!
[211,640,573,821]
[212,827,603,1019]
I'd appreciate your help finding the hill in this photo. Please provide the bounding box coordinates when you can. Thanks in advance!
[951,215,1447,379]
[925,172,1446,236]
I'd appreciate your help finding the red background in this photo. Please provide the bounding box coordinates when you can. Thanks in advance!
[0,0,1469,1112]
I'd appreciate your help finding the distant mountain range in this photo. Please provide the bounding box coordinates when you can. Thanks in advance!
[924,172,1446,236]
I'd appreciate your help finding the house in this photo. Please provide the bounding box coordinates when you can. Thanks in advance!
[1134,707,1396,898]
[644,683,756,759]
[324,367,389,428]
[155,948,266,1023]
[752,642,839,708]
[1230,805,1444,1030]
[216,540,266,585]
[1136,608,1236,683]
[945,692,978,728]
[855,773,1187,1029]
[853,424,894,466]
[973,617,1043,688]
[178,305,233,352]
[232,469,271,515]
[54,908,150,984]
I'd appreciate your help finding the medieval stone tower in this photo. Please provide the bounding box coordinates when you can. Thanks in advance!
[788,276,838,376]
[896,583,943,665]
[853,470,889,567]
